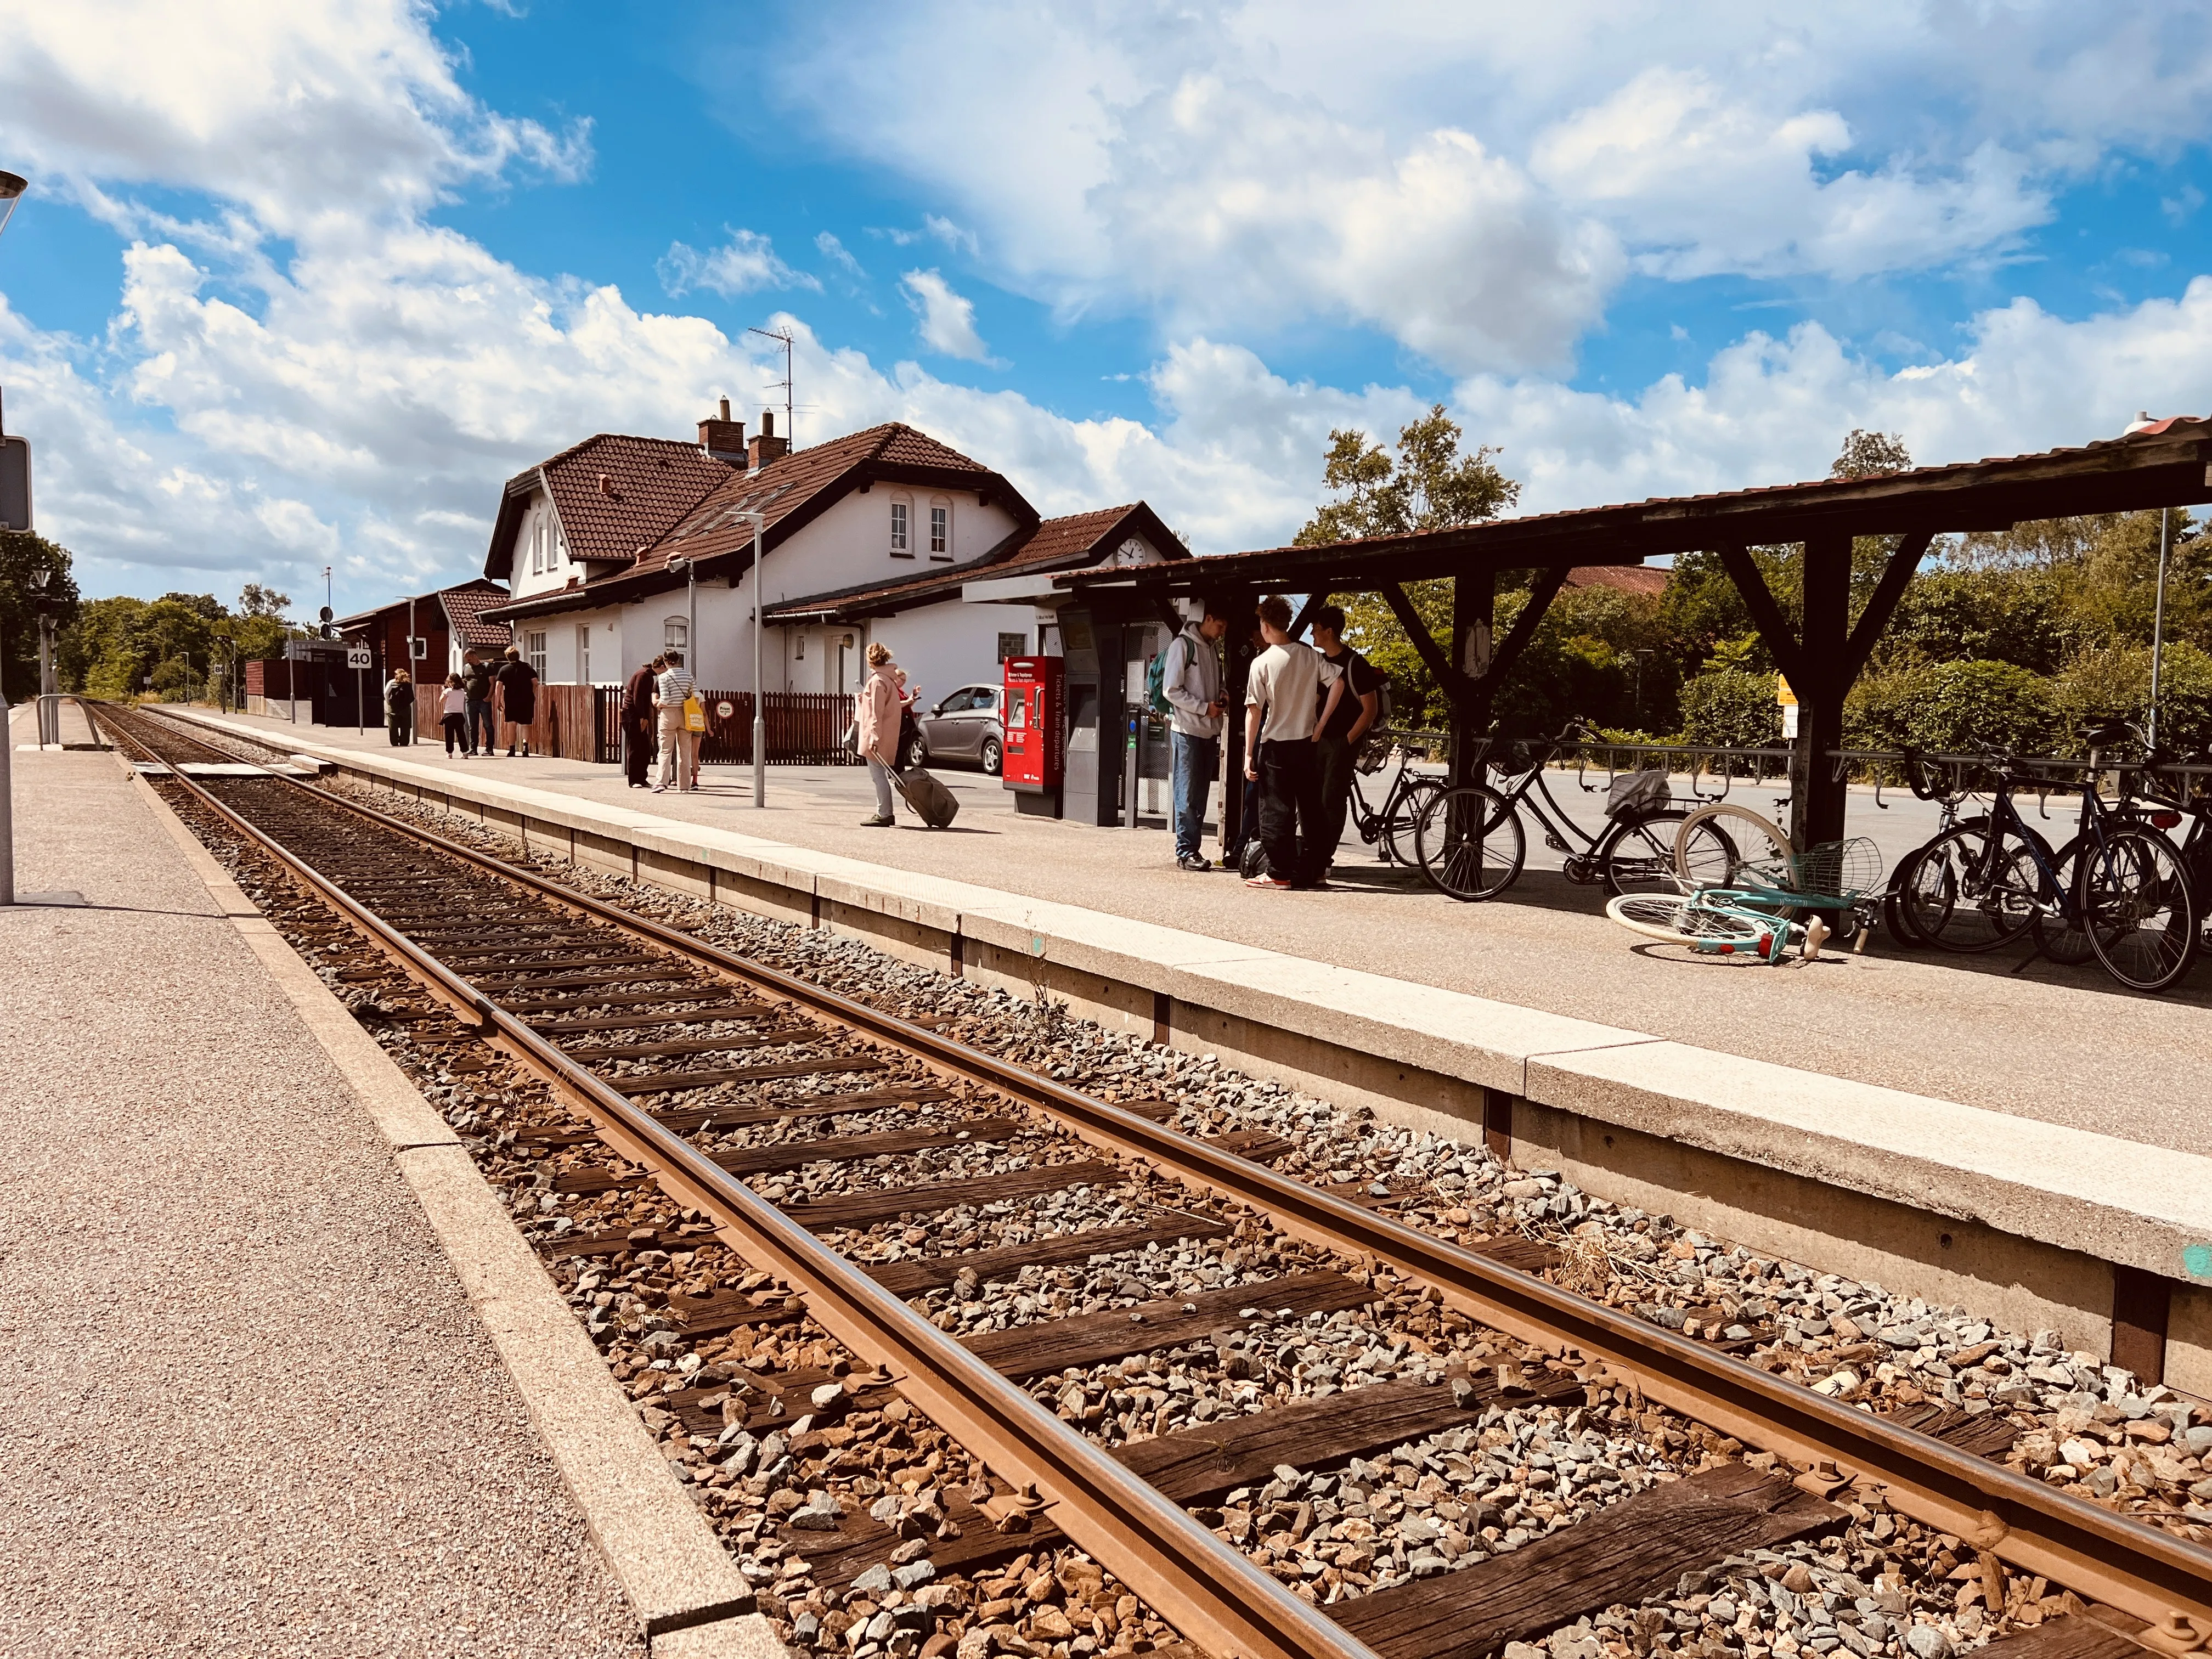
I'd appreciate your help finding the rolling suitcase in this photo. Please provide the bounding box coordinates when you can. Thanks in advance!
[895,765,960,830]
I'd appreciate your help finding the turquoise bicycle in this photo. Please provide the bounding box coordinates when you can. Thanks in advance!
[1604,836,1884,962]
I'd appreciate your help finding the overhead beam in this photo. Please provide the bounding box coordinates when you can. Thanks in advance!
[1288,590,1330,640]
[1378,583,1471,704]
[1716,545,1812,692]
[1840,529,1933,684]
[1472,565,1568,696]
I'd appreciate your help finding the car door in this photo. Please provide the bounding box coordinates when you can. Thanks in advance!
[948,686,990,759]
[921,687,973,758]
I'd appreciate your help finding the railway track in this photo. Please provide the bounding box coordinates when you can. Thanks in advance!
[100,702,2212,1659]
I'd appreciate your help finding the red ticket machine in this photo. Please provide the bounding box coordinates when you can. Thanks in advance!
[1002,654,1065,814]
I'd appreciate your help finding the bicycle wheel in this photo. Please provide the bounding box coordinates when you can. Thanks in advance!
[1412,783,1524,901]
[1380,777,1442,867]
[1596,807,1702,897]
[2080,827,2198,992]
[1880,843,1928,949]
[1673,803,1795,890]
[1605,893,1777,956]
[1898,824,2040,953]
[2029,836,2101,966]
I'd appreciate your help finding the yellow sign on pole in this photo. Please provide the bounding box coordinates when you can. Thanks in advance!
[1775,675,1797,707]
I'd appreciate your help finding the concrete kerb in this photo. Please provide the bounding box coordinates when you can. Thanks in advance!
[167,708,2212,1393]
[126,755,781,1655]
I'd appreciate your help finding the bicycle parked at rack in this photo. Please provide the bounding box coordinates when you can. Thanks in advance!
[1410,722,1736,902]
[1889,725,2198,992]
[1339,734,1445,867]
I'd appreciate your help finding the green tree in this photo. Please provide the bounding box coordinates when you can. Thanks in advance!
[1845,659,2062,757]
[1293,405,1520,727]
[0,530,81,702]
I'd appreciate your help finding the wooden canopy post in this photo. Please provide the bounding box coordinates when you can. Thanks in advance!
[1449,572,1494,790]
[1220,588,1259,858]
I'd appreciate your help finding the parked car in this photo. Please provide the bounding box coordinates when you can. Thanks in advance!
[907,681,1005,775]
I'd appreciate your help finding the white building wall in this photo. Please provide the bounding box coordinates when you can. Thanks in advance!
[869,600,1035,707]
[759,488,1018,605]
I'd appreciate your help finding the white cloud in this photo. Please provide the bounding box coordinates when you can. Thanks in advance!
[899,269,995,363]
[815,231,866,278]
[657,229,819,298]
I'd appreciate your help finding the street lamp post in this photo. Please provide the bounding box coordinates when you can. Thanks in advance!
[2123,412,2174,749]
[736,512,768,808]
[0,168,25,905]
[28,566,57,746]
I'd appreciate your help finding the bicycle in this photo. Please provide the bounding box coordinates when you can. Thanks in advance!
[1409,723,1733,902]
[1340,735,1444,867]
[1893,725,2198,993]
[1607,837,1884,962]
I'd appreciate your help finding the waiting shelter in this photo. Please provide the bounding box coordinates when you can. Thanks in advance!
[1058,418,2212,853]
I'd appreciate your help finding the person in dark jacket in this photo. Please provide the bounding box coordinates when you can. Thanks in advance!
[462,653,496,755]
[383,668,413,746]
[622,656,663,788]
[496,646,539,757]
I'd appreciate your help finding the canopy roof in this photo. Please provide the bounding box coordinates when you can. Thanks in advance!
[1063,416,2212,596]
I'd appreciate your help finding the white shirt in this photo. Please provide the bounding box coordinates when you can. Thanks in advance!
[1244,639,1338,744]
[654,666,693,721]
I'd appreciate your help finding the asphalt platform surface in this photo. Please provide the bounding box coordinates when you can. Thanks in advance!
[0,710,643,1657]
[198,707,2211,1155]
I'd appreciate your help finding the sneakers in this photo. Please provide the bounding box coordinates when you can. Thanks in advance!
[860,814,895,827]
[1176,853,1212,872]
[651,783,668,793]
[1244,873,1291,890]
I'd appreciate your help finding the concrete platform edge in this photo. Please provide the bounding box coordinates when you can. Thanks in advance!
[127,763,782,1652]
[168,709,2212,1393]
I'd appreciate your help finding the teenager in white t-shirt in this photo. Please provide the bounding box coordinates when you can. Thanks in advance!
[1241,594,1342,889]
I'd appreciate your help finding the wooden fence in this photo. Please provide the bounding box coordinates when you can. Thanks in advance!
[692,690,859,766]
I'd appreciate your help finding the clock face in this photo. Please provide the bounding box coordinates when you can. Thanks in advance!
[1111,537,1152,567]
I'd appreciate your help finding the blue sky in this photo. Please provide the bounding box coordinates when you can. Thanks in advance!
[3,2,2211,614]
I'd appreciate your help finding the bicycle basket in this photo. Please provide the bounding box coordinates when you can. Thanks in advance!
[1793,837,1882,900]
[1606,768,1669,816]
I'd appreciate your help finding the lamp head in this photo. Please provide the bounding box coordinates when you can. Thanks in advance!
[668,555,691,575]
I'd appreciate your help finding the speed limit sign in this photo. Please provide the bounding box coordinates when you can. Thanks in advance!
[346,645,372,670]
[715,700,734,719]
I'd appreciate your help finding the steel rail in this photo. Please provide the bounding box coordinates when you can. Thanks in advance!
[99,704,1384,1659]
[117,707,2212,1644]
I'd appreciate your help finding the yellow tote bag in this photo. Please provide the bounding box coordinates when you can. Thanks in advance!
[682,694,707,733]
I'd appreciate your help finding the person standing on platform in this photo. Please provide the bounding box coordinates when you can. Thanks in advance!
[623,655,662,788]
[1161,601,1228,871]
[1310,604,1383,877]
[1241,594,1339,891]
[462,653,495,755]
[496,645,538,757]
[855,641,901,827]
[652,648,696,793]
[383,667,413,746]
[438,674,469,757]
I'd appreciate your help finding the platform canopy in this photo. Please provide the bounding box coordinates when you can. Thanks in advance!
[1059,417,2212,849]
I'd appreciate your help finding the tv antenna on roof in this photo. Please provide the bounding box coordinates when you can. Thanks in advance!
[748,326,795,449]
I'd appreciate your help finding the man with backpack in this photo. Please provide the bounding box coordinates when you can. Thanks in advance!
[1155,601,1228,871]
[1310,604,1385,877]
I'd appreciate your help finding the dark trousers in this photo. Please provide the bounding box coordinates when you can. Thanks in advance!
[1316,734,1359,868]
[1256,737,1325,886]
[442,713,467,755]
[623,715,653,786]
[386,713,409,746]
[466,698,493,752]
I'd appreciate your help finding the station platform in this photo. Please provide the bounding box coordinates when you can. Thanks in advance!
[0,706,764,1655]
[168,704,2212,1400]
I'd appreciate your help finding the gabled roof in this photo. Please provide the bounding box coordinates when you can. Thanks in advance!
[440,583,515,648]
[337,578,509,635]
[483,433,731,583]
[764,501,1188,623]
[484,422,1037,624]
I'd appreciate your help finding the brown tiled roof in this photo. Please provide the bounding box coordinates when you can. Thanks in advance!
[765,501,1187,622]
[440,582,515,647]
[483,433,731,583]
[487,422,1035,624]
[1562,564,1667,597]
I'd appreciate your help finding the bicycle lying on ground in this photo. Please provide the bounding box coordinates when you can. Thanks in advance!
[1886,724,2199,994]
[1410,722,1737,901]
[1603,814,1884,963]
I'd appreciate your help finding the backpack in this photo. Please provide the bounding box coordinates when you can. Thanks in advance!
[1145,633,1183,718]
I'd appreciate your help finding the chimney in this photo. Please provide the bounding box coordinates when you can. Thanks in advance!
[698,396,747,463]
[748,408,789,470]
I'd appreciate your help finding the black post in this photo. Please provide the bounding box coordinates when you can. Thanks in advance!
[1448,571,1495,789]
[1793,535,1851,850]
[1221,590,1256,857]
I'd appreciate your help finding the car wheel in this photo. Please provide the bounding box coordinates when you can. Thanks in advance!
[980,736,1002,776]
[904,735,928,769]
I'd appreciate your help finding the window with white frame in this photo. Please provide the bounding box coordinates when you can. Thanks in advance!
[526,631,548,676]
[665,616,689,652]
[529,517,544,575]
[928,500,951,559]
[576,623,590,685]
[890,497,912,557]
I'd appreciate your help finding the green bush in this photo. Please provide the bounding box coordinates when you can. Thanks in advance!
[1843,659,2061,757]
[2052,641,2212,755]
[1678,668,1781,748]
